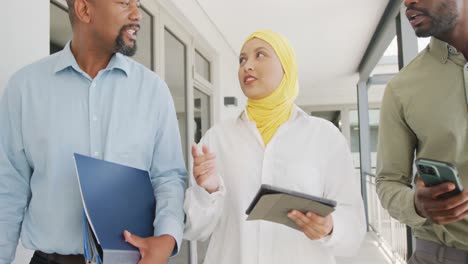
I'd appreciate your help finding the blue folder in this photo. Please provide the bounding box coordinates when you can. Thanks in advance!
[74,153,156,264]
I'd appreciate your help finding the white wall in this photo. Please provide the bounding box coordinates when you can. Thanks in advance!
[0,1,49,263]
[0,0,49,95]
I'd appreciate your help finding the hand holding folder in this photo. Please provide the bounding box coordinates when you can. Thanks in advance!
[74,153,156,264]
[123,231,176,264]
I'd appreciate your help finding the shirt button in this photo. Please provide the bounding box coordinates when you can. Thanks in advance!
[92,115,98,121]
[91,83,96,88]
[93,151,99,157]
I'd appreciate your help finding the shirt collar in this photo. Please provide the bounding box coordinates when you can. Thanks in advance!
[54,41,130,77]
[108,52,130,76]
[428,37,460,64]
[239,104,306,122]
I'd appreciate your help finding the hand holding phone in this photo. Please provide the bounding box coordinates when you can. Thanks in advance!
[415,158,463,198]
[414,158,468,224]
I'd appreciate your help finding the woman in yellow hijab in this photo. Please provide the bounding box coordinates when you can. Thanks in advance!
[242,30,299,146]
[184,30,366,264]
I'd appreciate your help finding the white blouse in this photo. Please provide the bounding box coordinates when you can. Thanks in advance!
[184,105,366,264]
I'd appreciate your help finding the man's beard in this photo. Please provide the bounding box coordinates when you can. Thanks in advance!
[115,25,138,56]
[413,2,458,37]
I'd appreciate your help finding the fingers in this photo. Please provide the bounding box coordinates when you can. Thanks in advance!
[202,145,210,155]
[435,210,468,225]
[304,211,323,222]
[287,210,329,240]
[191,143,212,159]
[193,147,216,167]
[288,210,312,230]
[417,181,454,199]
[416,180,453,207]
[191,143,199,159]
[192,143,214,159]
[429,182,456,199]
[124,230,145,250]
[416,176,425,188]
[426,191,468,212]
[193,159,216,178]
[192,144,216,178]
[190,143,219,192]
[415,183,468,224]
[430,200,468,219]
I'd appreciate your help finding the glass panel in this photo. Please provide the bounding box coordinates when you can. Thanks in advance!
[384,26,429,54]
[195,50,211,82]
[349,109,380,172]
[193,89,211,143]
[163,28,188,264]
[164,29,187,162]
[133,7,153,69]
[367,35,400,173]
[50,3,72,54]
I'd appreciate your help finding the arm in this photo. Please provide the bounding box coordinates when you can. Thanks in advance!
[183,131,226,241]
[0,79,33,264]
[375,84,426,227]
[146,81,187,257]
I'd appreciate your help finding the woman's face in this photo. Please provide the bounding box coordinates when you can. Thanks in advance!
[238,38,284,100]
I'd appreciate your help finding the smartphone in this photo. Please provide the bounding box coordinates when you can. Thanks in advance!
[415,158,464,199]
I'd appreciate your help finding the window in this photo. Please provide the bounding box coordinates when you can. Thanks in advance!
[50,1,72,54]
[195,50,211,82]
[132,7,154,70]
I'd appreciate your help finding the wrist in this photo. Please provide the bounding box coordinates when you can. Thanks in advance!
[156,235,176,256]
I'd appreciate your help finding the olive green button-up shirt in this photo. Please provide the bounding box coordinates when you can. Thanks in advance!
[376,37,468,251]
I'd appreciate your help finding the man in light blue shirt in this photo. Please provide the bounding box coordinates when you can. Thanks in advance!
[0,0,187,263]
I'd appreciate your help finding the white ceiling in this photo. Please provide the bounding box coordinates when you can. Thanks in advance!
[50,0,395,107]
[196,0,391,106]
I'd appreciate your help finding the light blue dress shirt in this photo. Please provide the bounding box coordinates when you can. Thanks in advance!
[0,42,187,263]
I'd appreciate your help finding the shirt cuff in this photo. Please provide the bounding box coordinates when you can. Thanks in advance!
[190,181,225,208]
[402,192,427,228]
[154,216,184,256]
[320,211,340,247]
[320,207,366,257]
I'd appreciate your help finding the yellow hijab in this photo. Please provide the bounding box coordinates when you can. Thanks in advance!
[244,30,299,146]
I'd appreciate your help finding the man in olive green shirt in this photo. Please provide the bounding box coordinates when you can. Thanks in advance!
[377,0,468,263]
